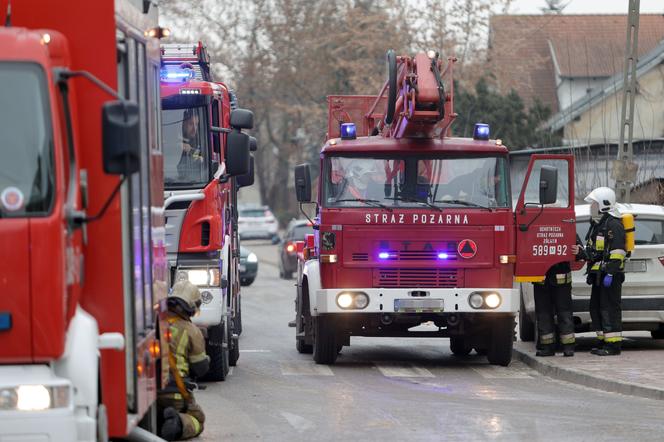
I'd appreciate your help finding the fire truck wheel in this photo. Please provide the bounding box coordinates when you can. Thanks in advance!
[487,317,515,367]
[229,330,240,367]
[312,316,338,364]
[449,337,472,356]
[474,347,487,356]
[201,321,230,382]
[236,295,243,336]
[519,290,535,342]
[296,292,313,354]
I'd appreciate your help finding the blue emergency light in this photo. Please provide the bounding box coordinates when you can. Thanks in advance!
[473,123,490,141]
[0,312,11,331]
[340,123,357,140]
[378,252,392,260]
[160,67,195,83]
[437,252,449,260]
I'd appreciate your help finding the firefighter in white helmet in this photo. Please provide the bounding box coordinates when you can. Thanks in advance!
[572,187,626,356]
[158,281,210,440]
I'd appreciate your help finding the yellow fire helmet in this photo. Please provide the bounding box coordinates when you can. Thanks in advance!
[169,280,202,313]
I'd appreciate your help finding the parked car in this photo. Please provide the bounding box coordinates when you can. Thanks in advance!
[238,205,279,243]
[278,219,314,279]
[239,245,258,286]
[520,203,664,341]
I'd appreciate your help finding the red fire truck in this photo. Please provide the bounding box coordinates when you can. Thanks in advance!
[160,43,254,381]
[293,50,576,366]
[0,0,169,440]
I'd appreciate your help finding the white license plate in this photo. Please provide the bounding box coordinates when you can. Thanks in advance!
[239,265,247,272]
[625,260,647,273]
[394,298,444,313]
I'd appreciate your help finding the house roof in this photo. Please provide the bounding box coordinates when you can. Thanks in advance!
[488,14,664,113]
[545,38,664,131]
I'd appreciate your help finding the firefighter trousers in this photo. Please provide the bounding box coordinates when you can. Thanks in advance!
[589,272,624,343]
[534,282,575,346]
[158,392,206,440]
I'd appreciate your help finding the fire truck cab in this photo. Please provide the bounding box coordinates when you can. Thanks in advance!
[293,51,576,366]
[0,0,168,440]
[160,42,254,381]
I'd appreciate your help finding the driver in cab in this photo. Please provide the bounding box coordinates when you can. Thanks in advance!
[177,108,204,181]
[335,159,384,201]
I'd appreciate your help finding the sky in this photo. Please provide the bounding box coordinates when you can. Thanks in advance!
[510,0,664,14]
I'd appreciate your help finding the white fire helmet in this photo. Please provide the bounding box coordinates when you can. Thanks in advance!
[584,187,620,218]
[169,280,202,312]
[347,159,379,190]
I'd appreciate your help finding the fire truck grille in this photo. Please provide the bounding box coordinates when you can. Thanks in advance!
[374,268,459,288]
[352,253,369,261]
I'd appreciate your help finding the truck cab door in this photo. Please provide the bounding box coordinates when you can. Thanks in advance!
[514,154,576,282]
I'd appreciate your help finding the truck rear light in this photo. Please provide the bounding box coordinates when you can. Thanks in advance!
[286,242,296,253]
[320,254,337,264]
[149,340,161,358]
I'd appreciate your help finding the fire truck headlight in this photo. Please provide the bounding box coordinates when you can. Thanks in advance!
[4,385,71,411]
[187,270,210,286]
[484,293,501,309]
[176,268,221,286]
[337,293,354,309]
[469,293,484,309]
[353,293,370,309]
[17,385,51,410]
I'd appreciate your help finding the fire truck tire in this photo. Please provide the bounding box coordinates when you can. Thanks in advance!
[296,290,313,354]
[384,49,398,125]
[229,331,240,367]
[313,316,338,364]
[519,290,535,342]
[201,321,230,382]
[487,317,515,367]
[236,295,243,336]
[449,337,472,356]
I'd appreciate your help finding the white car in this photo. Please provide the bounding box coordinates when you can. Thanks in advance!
[520,203,664,340]
[238,205,279,242]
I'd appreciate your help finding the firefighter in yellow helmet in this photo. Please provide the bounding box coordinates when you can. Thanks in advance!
[158,281,210,440]
[572,187,626,356]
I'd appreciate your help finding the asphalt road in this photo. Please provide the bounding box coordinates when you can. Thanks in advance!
[191,242,664,442]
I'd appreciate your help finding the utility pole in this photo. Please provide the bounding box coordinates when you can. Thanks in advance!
[614,0,640,203]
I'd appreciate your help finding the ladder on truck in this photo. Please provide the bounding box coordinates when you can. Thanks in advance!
[161,42,212,81]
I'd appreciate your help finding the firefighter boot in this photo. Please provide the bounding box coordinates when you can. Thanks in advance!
[562,344,575,357]
[160,407,183,441]
[596,342,621,356]
[536,344,555,357]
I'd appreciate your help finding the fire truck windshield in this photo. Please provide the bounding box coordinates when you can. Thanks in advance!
[162,105,210,189]
[0,62,54,216]
[324,155,509,209]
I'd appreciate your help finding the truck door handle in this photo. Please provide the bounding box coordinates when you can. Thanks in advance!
[562,218,576,223]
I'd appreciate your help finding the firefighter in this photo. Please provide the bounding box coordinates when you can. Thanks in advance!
[338,159,383,200]
[159,281,210,440]
[177,108,204,181]
[572,187,626,356]
[533,262,575,357]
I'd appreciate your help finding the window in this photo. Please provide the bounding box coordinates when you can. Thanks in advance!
[323,155,510,209]
[162,106,210,188]
[522,159,570,207]
[0,63,54,216]
[290,224,314,240]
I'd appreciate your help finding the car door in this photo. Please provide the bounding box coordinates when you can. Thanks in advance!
[514,154,576,282]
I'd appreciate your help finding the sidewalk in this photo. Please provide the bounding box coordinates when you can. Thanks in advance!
[514,332,664,400]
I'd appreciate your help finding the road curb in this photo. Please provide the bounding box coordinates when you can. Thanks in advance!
[513,348,664,401]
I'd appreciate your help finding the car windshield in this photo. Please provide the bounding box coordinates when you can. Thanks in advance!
[162,106,210,189]
[291,225,314,240]
[576,217,664,245]
[323,155,509,209]
[241,209,268,218]
[0,62,53,216]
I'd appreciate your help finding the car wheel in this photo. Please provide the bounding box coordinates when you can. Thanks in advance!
[487,316,515,367]
[312,316,338,365]
[450,336,472,356]
[519,291,535,342]
[200,321,230,381]
[243,277,255,286]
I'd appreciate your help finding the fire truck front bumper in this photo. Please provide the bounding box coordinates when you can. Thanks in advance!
[0,365,80,442]
[312,287,518,315]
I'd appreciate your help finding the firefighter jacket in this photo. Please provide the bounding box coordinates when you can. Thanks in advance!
[537,262,572,286]
[166,311,210,384]
[580,214,627,275]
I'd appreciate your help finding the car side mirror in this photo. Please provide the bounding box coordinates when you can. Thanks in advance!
[539,165,558,205]
[102,101,140,175]
[294,164,312,203]
[237,154,255,188]
[226,131,250,176]
[230,108,254,130]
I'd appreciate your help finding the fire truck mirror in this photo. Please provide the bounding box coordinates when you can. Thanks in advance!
[249,136,258,152]
[294,164,312,202]
[237,154,255,188]
[226,131,250,176]
[101,101,140,175]
[539,165,558,205]
[230,108,254,130]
